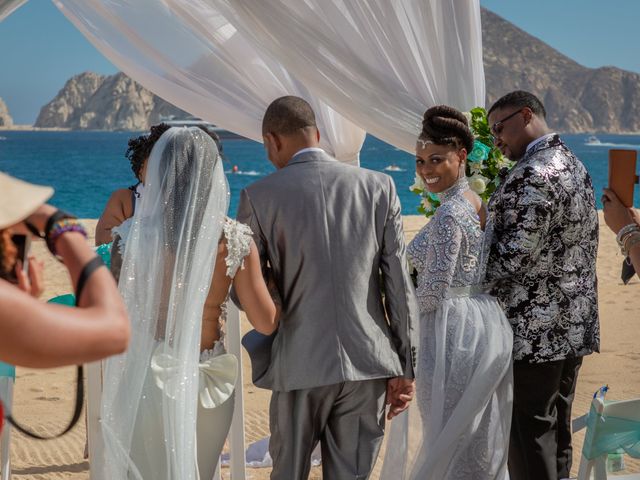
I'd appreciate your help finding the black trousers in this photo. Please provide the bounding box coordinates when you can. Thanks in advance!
[508,357,583,480]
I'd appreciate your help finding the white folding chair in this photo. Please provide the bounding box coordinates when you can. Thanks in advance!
[0,362,15,480]
[577,395,640,480]
[86,361,104,479]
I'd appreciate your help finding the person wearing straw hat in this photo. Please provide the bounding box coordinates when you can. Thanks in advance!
[0,172,130,368]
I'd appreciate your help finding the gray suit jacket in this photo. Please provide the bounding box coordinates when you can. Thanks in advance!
[237,150,417,392]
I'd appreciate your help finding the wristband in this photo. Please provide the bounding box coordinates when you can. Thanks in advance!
[616,223,640,245]
[46,216,88,258]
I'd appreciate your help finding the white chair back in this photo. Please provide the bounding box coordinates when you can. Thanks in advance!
[86,361,104,479]
[224,303,247,479]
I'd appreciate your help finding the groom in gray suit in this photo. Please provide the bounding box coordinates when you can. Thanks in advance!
[237,96,417,479]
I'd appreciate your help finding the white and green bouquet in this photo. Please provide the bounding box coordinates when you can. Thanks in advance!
[410,107,514,217]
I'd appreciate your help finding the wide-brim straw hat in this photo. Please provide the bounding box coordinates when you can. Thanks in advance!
[0,172,54,230]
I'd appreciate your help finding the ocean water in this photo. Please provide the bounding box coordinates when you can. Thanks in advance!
[1,131,639,218]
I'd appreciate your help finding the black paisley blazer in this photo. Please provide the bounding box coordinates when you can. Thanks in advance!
[486,134,600,363]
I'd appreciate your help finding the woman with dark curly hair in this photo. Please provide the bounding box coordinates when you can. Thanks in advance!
[382,106,512,480]
[95,123,172,246]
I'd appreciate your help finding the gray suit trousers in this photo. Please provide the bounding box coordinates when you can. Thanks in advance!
[269,379,387,480]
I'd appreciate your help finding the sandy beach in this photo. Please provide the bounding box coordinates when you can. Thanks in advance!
[5,214,639,479]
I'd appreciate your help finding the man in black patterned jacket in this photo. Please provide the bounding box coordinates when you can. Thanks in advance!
[486,91,599,480]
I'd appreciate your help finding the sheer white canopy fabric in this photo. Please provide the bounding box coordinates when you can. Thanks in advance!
[52,0,365,164]
[53,0,484,158]
[0,0,28,22]
[211,0,485,153]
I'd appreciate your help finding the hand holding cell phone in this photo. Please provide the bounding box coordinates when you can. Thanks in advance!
[14,256,44,298]
[12,234,31,275]
[602,188,637,233]
[12,235,44,298]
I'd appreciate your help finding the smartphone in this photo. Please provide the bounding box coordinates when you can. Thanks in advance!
[608,149,638,207]
[11,234,31,276]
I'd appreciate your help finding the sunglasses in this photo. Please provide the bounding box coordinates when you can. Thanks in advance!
[490,109,523,139]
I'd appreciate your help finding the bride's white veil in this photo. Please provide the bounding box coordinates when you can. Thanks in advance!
[100,127,229,479]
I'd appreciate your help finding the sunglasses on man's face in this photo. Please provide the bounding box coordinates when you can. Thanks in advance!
[490,109,523,139]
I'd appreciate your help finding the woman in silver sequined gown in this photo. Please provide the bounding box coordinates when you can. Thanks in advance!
[382,106,513,480]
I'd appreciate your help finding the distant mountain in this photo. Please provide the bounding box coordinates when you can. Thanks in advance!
[34,9,640,133]
[482,8,640,133]
[0,98,13,127]
[35,72,189,130]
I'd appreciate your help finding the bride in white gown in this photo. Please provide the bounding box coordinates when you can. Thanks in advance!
[99,127,278,480]
[382,106,513,480]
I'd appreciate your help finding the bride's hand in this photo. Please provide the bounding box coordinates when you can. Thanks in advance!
[386,377,415,420]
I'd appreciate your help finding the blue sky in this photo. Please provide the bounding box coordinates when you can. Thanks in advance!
[0,1,638,124]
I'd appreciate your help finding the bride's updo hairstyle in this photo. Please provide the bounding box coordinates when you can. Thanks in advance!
[420,105,474,153]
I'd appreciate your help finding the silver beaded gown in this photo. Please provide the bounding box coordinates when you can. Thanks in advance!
[382,178,513,480]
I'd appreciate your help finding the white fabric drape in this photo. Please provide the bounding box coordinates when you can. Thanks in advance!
[52,0,365,164]
[210,0,485,154]
[0,0,28,22]
[52,0,484,158]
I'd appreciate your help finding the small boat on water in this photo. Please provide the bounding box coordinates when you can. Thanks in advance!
[585,135,601,146]
[384,164,404,172]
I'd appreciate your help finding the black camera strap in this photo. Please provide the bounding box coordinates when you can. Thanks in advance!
[4,366,84,440]
[1,256,104,439]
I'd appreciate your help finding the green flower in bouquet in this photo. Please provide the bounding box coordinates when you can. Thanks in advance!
[410,107,514,218]
[466,107,515,202]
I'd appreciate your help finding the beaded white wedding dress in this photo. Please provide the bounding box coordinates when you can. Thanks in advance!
[100,127,250,480]
[382,178,513,480]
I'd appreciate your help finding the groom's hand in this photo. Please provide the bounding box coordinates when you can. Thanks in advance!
[386,377,415,420]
